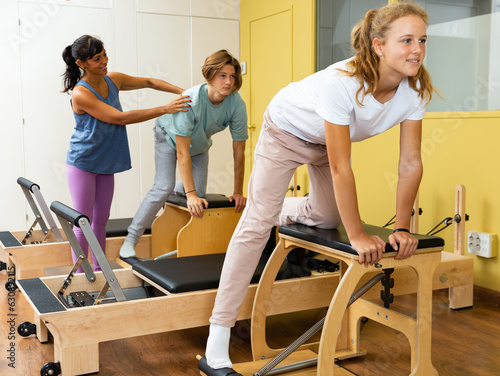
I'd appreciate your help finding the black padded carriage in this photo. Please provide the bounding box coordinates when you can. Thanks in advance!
[279,223,445,255]
[132,252,307,294]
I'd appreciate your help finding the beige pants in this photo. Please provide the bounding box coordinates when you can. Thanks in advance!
[210,110,341,327]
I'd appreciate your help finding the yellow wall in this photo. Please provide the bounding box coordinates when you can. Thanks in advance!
[353,111,500,292]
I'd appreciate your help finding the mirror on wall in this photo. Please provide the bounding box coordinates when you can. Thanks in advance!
[316,0,387,71]
[316,0,500,112]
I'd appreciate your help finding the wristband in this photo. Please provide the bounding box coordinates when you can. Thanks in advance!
[393,228,410,233]
[186,190,196,194]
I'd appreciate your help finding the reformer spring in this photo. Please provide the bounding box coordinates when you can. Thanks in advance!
[382,207,423,228]
[426,213,469,236]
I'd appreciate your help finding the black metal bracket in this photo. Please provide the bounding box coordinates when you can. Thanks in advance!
[380,268,395,309]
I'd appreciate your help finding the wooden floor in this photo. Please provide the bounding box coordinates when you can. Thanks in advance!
[1,269,499,376]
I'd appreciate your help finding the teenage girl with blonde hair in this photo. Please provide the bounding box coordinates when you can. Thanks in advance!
[202,2,436,374]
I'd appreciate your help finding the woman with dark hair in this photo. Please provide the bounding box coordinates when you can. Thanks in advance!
[62,35,189,272]
[202,2,437,374]
[119,49,248,259]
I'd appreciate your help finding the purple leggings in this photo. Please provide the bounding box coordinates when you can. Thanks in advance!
[67,165,114,272]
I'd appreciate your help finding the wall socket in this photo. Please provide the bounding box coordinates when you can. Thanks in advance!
[467,231,496,258]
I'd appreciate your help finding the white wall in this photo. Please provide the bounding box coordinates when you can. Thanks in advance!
[0,0,241,231]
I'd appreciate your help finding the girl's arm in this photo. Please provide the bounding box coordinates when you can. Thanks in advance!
[229,140,246,212]
[176,135,208,218]
[388,118,423,259]
[108,72,185,94]
[71,85,190,126]
[324,120,386,267]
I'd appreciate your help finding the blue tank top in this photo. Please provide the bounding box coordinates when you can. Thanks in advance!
[66,75,131,174]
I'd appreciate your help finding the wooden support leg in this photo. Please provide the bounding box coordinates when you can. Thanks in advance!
[54,341,100,375]
[6,256,15,275]
[34,312,49,343]
[408,253,440,375]
[251,239,298,360]
[449,284,473,310]
[450,184,473,310]
[317,261,366,375]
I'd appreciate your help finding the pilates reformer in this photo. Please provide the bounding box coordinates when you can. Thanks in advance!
[2,179,242,286]
[1,177,242,288]
[0,177,65,289]
[0,177,153,290]
[198,223,445,376]
[16,201,326,376]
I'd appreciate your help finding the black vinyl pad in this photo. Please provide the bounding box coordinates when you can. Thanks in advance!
[167,193,235,209]
[0,231,22,248]
[105,218,152,238]
[279,223,445,256]
[133,253,297,294]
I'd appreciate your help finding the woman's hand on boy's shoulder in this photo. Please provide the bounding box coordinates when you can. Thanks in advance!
[165,94,191,114]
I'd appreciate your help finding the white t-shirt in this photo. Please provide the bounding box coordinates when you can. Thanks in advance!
[268,58,427,144]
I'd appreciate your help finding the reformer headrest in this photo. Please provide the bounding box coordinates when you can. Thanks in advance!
[17,177,40,193]
[279,223,445,256]
[50,201,89,227]
[167,193,236,209]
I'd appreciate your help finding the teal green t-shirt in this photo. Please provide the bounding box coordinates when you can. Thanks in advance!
[157,83,248,156]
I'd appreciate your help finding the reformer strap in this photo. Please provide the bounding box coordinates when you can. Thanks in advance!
[253,272,385,376]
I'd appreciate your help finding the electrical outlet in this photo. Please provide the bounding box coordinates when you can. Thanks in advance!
[467,231,496,258]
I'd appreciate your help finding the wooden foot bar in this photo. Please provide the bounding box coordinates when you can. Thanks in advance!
[248,223,444,375]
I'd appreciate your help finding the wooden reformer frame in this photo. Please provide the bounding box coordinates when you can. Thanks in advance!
[0,178,152,283]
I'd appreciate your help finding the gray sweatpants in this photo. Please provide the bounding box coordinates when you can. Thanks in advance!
[125,121,208,244]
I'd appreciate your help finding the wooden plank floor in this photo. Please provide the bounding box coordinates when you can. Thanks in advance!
[0,269,499,376]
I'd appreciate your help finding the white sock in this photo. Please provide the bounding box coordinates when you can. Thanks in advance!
[119,240,137,258]
[206,323,232,369]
